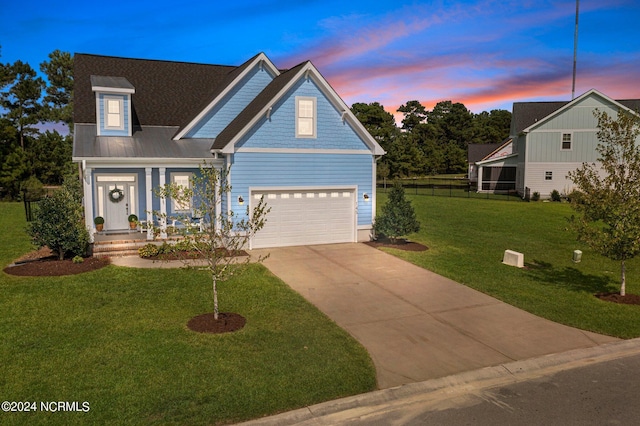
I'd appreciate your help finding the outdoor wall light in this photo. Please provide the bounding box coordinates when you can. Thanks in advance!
[363,193,370,201]
[238,195,244,205]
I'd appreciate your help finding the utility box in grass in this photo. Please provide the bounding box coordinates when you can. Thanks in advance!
[572,250,582,263]
[503,249,524,268]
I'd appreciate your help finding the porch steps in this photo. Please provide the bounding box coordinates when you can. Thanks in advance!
[92,236,183,258]
[93,239,154,258]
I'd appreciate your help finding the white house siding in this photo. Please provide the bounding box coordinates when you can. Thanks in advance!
[523,162,580,198]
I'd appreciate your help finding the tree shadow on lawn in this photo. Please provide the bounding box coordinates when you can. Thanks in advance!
[524,260,617,295]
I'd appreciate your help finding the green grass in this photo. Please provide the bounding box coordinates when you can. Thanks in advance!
[376,193,640,339]
[0,203,376,425]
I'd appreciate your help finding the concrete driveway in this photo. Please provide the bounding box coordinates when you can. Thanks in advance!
[250,243,617,389]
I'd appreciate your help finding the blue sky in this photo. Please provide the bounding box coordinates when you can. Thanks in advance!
[1,0,639,116]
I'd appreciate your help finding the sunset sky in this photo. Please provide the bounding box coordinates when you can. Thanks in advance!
[2,0,639,117]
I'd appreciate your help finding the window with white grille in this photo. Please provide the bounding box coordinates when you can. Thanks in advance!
[296,97,316,138]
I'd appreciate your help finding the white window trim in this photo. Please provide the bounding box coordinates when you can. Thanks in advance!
[295,96,316,138]
[545,171,553,181]
[103,95,125,131]
[170,172,193,213]
[561,132,573,151]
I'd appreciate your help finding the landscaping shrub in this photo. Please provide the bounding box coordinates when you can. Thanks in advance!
[566,190,583,204]
[27,177,89,260]
[174,238,195,252]
[157,242,174,255]
[138,243,160,258]
[550,189,561,202]
[373,182,420,243]
[531,191,540,201]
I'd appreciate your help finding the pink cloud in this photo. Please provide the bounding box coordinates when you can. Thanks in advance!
[276,1,640,116]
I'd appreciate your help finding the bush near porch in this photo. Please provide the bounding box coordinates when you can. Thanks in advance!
[376,193,640,339]
[0,202,375,425]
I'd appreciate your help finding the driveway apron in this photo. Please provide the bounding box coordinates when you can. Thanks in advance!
[251,243,618,389]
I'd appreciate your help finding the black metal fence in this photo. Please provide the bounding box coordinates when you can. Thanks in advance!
[377,178,523,202]
[22,186,60,221]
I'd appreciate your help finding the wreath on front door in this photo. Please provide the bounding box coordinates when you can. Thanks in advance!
[108,188,125,203]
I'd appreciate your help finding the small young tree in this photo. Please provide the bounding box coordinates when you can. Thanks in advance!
[156,163,270,320]
[374,182,420,243]
[28,175,89,260]
[568,108,640,296]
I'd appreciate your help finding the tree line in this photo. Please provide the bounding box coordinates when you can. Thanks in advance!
[351,100,511,179]
[0,48,74,200]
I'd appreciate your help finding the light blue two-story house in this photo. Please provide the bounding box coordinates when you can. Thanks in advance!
[72,53,384,249]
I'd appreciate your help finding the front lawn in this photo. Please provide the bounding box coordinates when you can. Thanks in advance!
[376,194,640,339]
[0,203,376,425]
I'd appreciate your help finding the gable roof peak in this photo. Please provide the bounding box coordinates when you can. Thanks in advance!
[212,58,384,156]
[172,53,281,139]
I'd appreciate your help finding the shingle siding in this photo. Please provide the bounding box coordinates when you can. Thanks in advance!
[187,65,276,138]
[235,78,369,151]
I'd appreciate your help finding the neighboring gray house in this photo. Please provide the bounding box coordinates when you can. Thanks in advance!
[510,89,640,198]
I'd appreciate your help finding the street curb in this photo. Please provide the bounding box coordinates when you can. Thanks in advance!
[237,337,640,425]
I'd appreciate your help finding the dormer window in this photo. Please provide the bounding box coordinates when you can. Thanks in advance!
[91,75,135,136]
[105,96,124,129]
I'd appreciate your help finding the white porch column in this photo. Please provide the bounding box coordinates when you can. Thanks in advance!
[159,167,167,239]
[83,166,95,242]
[215,168,221,232]
[145,167,153,241]
[477,165,483,193]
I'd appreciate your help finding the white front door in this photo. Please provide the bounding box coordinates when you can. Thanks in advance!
[104,183,129,230]
[96,175,137,231]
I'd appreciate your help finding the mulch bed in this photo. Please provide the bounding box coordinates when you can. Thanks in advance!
[187,312,246,334]
[595,292,640,306]
[4,256,109,276]
[364,238,428,252]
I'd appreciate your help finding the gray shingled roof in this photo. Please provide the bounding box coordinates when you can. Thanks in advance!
[73,124,214,159]
[74,54,237,127]
[211,61,308,150]
[510,102,567,136]
[468,143,502,163]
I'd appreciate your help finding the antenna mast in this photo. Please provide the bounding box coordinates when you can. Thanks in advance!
[572,0,580,99]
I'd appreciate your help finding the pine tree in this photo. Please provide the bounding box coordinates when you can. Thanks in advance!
[374,182,420,243]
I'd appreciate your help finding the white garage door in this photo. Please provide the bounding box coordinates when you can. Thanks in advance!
[251,189,356,249]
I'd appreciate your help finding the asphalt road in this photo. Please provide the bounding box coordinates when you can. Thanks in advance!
[341,353,640,425]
